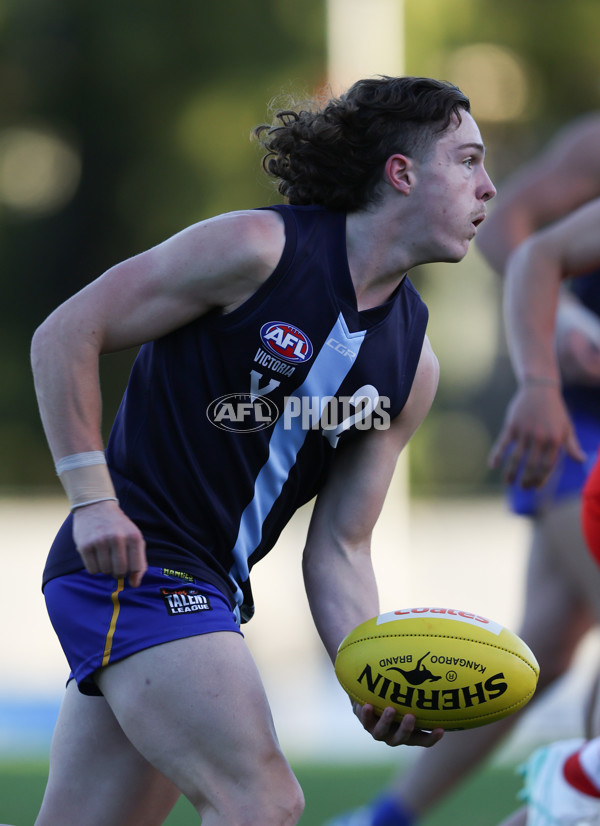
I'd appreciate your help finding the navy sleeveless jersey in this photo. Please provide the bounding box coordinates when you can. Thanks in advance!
[43,205,428,621]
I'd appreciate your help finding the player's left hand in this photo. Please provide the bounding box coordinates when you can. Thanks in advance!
[72,499,148,587]
[352,702,444,747]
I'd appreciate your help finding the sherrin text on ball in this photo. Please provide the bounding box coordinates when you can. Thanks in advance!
[334,608,540,730]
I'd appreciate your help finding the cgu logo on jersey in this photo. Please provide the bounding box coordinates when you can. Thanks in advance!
[260,321,313,364]
[354,652,508,713]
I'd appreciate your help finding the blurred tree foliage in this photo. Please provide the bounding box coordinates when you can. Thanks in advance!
[0,0,323,490]
[404,0,600,178]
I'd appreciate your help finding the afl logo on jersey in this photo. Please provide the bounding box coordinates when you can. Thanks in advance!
[260,321,313,364]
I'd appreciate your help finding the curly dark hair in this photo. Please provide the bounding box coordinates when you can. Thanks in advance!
[253,76,470,212]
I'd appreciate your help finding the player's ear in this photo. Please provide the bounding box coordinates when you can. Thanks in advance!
[385,154,413,195]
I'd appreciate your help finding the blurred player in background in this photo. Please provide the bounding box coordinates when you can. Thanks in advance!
[27,76,496,826]
[324,115,600,826]
[491,195,600,826]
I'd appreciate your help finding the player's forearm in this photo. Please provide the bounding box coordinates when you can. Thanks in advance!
[31,314,105,462]
[503,239,562,386]
[303,540,379,664]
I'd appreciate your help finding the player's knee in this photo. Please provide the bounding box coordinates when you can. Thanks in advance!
[285,771,305,822]
[251,763,304,826]
[274,776,305,825]
[213,780,304,826]
[195,755,304,825]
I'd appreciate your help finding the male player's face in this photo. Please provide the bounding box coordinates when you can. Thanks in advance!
[415,111,496,263]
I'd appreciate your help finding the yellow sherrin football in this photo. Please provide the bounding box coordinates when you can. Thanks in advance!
[335,607,539,731]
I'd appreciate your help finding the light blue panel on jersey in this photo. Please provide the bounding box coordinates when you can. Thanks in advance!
[229,313,367,600]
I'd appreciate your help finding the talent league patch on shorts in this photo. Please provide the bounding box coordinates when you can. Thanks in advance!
[160,586,213,615]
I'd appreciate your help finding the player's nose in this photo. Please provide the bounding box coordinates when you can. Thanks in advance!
[479,167,496,202]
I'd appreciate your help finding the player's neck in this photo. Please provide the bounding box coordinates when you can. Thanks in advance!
[346,209,413,309]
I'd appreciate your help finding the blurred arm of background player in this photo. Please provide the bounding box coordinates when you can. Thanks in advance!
[491,199,600,487]
[477,112,600,386]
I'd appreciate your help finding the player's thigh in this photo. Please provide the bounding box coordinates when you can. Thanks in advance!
[36,680,180,826]
[538,496,600,621]
[520,498,596,677]
[96,631,303,821]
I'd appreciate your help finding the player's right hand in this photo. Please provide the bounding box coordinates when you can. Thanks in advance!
[488,384,585,488]
[352,703,444,748]
[72,500,147,587]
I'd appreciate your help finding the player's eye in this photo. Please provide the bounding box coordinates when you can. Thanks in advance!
[463,157,474,169]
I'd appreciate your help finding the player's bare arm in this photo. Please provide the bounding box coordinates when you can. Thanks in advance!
[477,113,600,274]
[32,209,285,447]
[302,338,441,747]
[477,115,600,395]
[490,198,600,487]
[30,209,286,583]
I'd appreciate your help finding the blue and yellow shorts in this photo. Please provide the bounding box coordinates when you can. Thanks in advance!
[44,566,242,696]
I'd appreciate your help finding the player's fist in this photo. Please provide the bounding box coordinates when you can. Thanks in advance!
[72,500,147,587]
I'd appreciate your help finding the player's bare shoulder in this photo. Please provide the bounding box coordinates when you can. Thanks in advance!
[191,208,286,312]
[366,337,439,453]
[399,337,440,422]
[209,208,285,269]
[415,336,440,394]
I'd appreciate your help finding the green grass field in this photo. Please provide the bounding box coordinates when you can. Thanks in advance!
[0,758,523,825]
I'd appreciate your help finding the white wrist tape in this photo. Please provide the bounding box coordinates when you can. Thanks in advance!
[55,451,107,474]
[55,452,118,511]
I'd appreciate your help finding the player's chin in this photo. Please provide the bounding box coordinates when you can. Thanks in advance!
[439,247,468,264]
[438,239,471,263]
